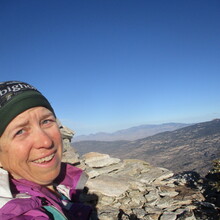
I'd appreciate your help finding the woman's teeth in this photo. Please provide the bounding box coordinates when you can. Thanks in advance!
[33,153,55,164]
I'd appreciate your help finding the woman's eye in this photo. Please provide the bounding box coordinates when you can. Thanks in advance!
[15,129,24,136]
[42,120,49,125]
[42,119,53,125]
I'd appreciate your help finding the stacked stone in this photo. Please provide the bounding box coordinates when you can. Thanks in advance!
[58,120,80,164]
[77,152,205,220]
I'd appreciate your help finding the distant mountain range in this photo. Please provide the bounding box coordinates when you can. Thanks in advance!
[73,123,191,142]
[73,119,220,176]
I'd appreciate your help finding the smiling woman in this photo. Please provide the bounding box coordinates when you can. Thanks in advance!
[0,81,92,220]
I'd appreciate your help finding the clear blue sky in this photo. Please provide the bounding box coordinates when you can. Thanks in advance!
[1,0,220,135]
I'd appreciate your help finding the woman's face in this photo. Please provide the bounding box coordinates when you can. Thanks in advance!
[0,107,63,186]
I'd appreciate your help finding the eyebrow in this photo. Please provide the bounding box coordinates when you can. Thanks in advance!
[10,120,29,131]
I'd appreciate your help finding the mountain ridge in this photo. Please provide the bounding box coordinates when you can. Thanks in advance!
[73,122,191,142]
[73,119,220,176]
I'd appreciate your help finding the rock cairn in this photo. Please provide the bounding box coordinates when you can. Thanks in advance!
[78,152,207,220]
[60,123,219,220]
[58,120,80,164]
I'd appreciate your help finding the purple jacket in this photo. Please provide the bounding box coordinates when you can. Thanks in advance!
[0,163,92,219]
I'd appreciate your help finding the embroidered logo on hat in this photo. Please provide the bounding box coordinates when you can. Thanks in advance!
[0,81,38,107]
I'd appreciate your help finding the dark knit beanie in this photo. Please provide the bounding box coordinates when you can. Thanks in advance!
[0,81,55,136]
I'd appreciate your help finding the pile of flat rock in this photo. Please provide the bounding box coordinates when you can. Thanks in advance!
[60,124,219,220]
[78,152,206,220]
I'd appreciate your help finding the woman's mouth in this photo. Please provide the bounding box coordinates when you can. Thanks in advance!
[33,153,55,164]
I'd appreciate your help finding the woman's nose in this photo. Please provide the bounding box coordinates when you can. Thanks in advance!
[33,128,53,149]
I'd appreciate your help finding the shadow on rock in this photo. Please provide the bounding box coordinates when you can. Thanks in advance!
[195,171,220,220]
[182,171,220,220]
[118,209,140,220]
[79,187,99,220]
